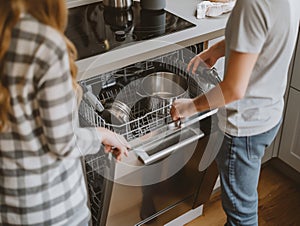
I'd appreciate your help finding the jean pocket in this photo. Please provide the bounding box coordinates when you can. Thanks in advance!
[246,122,282,161]
[246,136,265,161]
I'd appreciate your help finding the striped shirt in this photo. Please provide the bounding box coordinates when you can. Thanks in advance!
[0,14,101,225]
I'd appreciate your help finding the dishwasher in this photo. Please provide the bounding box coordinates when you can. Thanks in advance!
[78,46,223,226]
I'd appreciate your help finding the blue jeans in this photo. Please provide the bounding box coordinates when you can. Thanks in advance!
[215,122,281,226]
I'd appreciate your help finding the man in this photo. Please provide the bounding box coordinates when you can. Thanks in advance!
[170,0,300,225]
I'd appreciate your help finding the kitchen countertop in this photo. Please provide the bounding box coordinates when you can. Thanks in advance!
[67,0,229,81]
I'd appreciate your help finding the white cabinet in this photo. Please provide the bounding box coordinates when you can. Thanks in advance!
[291,34,300,91]
[278,32,300,173]
[278,88,300,172]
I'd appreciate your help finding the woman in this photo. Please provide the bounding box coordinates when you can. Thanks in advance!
[0,0,129,225]
[171,0,299,225]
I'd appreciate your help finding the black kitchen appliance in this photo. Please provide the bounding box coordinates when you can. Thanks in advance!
[65,1,196,60]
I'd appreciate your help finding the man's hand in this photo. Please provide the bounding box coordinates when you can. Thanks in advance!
[170,98,198,121]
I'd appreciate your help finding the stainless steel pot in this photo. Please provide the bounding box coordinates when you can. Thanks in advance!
[137,72,189,115]
[140,0,166,10]
[140,9,166,36]
[103,7,133,32]
[103,0,133,9]
[101,100,132,125]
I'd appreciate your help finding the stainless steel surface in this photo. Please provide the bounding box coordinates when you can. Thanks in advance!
[134,127,204,165]
[79,47,221,226]
[101,100,132,125]
[105,130,219,226]
[111,100,132,121]
[137,71,189,117]
[103,0,133,8]
[140,72,188,99]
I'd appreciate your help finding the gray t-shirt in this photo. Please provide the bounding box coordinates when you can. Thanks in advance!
[218,0,300,136]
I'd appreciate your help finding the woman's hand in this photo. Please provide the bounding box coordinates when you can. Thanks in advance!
[170,98,198,121]
[97,127,130,161]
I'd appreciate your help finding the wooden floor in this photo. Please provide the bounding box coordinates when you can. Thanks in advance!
[186,164,300,226]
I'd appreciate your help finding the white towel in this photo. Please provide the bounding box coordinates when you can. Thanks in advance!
[196,0,236,19]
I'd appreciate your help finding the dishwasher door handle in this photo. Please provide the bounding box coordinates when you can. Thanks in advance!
[134,128,204,165]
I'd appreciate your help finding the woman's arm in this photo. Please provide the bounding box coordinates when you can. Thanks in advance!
[36,38,129,159]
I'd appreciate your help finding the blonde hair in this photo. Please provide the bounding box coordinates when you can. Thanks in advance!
[0,0,78,131]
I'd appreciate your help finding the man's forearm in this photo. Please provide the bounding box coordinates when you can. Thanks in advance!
[209,39,226,59]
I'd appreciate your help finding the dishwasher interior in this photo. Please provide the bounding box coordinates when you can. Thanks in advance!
[79,44,221,226]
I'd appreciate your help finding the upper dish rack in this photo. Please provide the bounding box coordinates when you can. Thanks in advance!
[78,48,220,141]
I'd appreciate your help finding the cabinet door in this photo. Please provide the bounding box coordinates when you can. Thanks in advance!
[279,88,300,172]
[291,31,300,90]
